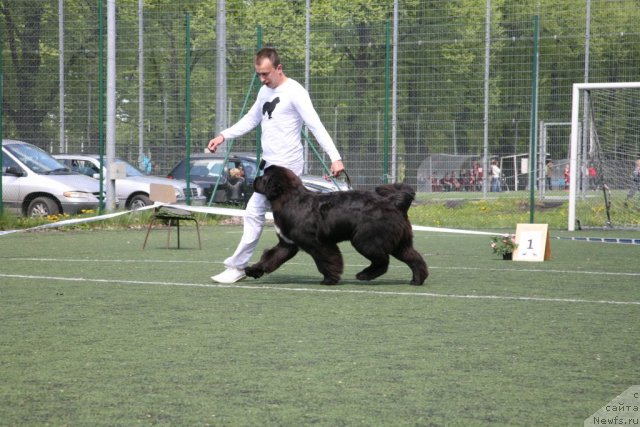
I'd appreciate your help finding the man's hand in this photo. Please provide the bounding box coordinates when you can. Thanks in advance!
[207,135,225,153]
[330,160,345,177]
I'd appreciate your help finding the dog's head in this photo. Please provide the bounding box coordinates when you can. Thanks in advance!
[253,165,304,201]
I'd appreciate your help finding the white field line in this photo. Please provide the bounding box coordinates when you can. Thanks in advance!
[1,272,639,306]
[2,256,640,277]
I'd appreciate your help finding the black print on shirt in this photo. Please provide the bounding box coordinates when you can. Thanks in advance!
[262,97,280,119]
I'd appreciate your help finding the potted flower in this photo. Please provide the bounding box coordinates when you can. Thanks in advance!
[490,234,517,260]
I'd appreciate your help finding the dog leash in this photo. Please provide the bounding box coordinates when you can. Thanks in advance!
[341,170,353,190]
[324,170,353,191]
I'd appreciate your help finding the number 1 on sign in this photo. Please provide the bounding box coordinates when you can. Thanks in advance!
[518,232,540,259]
[513,224,551,262]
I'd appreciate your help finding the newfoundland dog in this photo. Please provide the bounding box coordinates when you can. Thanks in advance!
[245,165,428,285]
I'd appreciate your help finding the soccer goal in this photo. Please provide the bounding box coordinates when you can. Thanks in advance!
[568,82,640,231]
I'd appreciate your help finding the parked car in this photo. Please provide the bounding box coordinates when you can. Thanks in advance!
[54,154,205,209]
[167,153,349,204]
[167,153,258,204]
[1,139,102,217]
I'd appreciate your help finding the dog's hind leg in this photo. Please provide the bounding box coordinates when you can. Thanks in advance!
[351,238,391,281]
[391,243,428,286]
[305,243,344,285]
[245,241,299,279]
[354,252,390,282]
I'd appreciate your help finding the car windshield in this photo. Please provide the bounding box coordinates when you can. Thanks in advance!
[6,143,70,174]
[190,159,225,178]
[115,159,146,177]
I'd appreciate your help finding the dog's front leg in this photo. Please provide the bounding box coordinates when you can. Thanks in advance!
[245,240,299,279]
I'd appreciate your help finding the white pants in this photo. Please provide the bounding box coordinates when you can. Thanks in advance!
[223,161,303,269]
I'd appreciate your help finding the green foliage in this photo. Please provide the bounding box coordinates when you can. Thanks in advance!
[490,233,517,256]
[3,0,640,189]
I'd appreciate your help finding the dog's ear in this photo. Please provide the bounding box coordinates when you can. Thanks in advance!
[262,169,286,200]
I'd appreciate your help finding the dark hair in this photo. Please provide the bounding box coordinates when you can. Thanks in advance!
[255,47,280,68]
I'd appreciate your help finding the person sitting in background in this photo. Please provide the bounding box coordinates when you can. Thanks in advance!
[430,173,442,192]
[441,174,452,192]
[449,171,461,191]
[460,168,472,191]
[227,167,245,202]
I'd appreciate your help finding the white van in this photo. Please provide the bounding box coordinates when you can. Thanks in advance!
[54,153,205,209]
[1,139,102,216]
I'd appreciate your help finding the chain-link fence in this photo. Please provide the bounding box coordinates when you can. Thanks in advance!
[2,0,640,198]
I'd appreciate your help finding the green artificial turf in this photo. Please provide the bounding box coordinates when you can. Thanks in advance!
[1,226,638,425]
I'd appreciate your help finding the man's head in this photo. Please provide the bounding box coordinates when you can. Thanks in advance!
[255,47,286,89]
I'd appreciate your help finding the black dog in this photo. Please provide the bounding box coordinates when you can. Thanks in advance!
[245,165,428,285]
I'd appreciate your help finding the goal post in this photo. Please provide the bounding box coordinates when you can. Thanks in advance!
[568,82,640,231]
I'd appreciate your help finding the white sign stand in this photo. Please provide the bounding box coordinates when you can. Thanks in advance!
[513,223,551,262]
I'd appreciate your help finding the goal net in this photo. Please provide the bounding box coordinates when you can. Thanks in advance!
[568,82,640,231]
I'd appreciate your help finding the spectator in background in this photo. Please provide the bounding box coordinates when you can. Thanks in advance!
[227,167,245,202]
[441,173,452,192]
[587,164,598,190]
[431,173,442,192]
[563,164,570,190]
[449,171,461,191]
[545,159,553,190]
[460,168,471,191]
[490,159,501,192]
[142,154,153,174]
[472,160,483,191]
[624,158,640,206]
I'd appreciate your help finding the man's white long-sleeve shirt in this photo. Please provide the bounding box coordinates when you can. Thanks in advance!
[220,78,341,168]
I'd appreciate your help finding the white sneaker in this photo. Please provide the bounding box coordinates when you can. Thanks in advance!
[211,267,246,284]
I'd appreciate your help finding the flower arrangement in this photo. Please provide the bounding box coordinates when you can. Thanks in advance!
[490,234,517,258]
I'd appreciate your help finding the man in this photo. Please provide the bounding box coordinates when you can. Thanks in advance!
[545,159,553,190]
[490,159,501,192]
[624,158,640,206]
[207,47,345,283]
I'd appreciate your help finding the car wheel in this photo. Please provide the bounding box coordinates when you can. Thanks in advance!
[129,194,152,210]
[27,196,59,217]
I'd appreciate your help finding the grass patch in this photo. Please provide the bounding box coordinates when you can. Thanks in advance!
[410,197,569,230]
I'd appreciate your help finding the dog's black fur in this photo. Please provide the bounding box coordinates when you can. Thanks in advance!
[245,165,428,285]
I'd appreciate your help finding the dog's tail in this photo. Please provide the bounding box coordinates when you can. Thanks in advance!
[375,183,415,213]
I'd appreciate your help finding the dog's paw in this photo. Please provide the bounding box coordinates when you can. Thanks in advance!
[245,266,264,279]
[356,272,372,281]
[320,277,340,285]
[410,270,429,286]
[409,275,427,286]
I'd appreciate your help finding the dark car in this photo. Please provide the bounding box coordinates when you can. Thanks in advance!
[167,153,258,204]
[167,153,349,204]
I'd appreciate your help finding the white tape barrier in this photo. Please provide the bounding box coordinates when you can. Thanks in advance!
[412,225,502,237]
[0,204,156,236]
[0,202,503,237]
[0,203,274,236]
